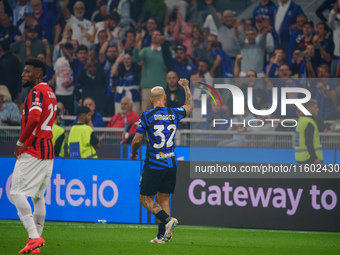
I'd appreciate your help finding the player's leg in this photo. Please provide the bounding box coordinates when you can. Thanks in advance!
[157,193,170,215]
[140,194,172,243]
[139,194,170,217]
[10,194,40,239]
[10,154,50,253]
[9,194,45,254]
[32,158,53,237]
[158,166,178,241]
[140,165,173,243]
[30,160,53,254]
[140,165,172,221]
[10,154,40,239]
[32,196,46,237]
[28,196,46,254]
[156,193,170,240]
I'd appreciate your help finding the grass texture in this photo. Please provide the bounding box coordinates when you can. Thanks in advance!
[0,220,339,255]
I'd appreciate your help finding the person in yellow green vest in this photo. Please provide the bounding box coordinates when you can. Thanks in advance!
[295,99,323,164]
[68,106,101,158]
[52,108,66,157]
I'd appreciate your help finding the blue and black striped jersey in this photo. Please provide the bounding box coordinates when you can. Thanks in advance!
[136,106,186,170]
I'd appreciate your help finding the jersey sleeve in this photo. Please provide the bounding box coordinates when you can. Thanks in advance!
[173,107,187,122]
[29,89,43,113]
[136,114,147,134]
[19,88,43,143]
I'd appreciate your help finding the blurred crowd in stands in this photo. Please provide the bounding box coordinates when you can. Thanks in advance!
[1,0,340,138]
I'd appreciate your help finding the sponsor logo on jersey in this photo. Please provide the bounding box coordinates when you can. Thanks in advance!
[33,97,42,107]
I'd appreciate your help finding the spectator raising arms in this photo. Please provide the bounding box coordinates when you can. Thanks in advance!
[31,0,61,46]
[78,58,107,116]
[62,0,91,45]
[87,12,121,45]
[137,0,167,30]
[212,10,245,63]
[173,10,191,56]
[133,28,172,112]
[273,0,304,52]
[328,2,340,75]
[111,53,141,115]
[52,42,75,115]
[236,27,268,77]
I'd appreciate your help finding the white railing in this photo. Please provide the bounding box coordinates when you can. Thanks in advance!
[1,126,340,149]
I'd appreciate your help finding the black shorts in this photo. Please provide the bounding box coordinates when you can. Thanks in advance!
[139,165,177,196]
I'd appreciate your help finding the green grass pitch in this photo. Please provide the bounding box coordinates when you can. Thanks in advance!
[0,220,339,255]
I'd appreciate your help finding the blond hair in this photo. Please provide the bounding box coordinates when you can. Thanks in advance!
[151,86,165,101]
[0,85,12,102]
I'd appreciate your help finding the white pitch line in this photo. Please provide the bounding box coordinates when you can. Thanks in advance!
[0,220,339,235]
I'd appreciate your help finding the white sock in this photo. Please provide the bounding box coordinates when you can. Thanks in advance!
[33,215,45,237]
[10,194,39,239]
[32,197,46,236]
[21,214,40,239]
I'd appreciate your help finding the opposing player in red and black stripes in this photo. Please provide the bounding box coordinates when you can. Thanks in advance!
[10,58,57,254]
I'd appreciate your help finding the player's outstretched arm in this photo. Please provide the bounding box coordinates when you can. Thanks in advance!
[178,78,194,117]
[131,133,144,160]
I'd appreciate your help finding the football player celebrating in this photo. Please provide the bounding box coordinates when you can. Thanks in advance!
[131,78,194,243]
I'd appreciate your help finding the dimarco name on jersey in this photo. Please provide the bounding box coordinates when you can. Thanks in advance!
[154,114,175,121]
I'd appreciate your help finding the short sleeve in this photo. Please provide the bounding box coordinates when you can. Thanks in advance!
[136,114,147,134]
[173,107,187,122]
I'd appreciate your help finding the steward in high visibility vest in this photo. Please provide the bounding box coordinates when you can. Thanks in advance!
[68,106,100,158]
[295,99,323,164]
[52,124,65,157]
[52,107,66,157]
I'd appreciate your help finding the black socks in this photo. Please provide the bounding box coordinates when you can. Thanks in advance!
[157,223,165,239]
[155,210,170,223]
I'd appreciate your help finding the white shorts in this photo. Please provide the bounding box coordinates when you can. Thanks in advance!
[10,153,53,198]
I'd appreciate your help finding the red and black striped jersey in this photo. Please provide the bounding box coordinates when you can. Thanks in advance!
[20,83,57,159]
